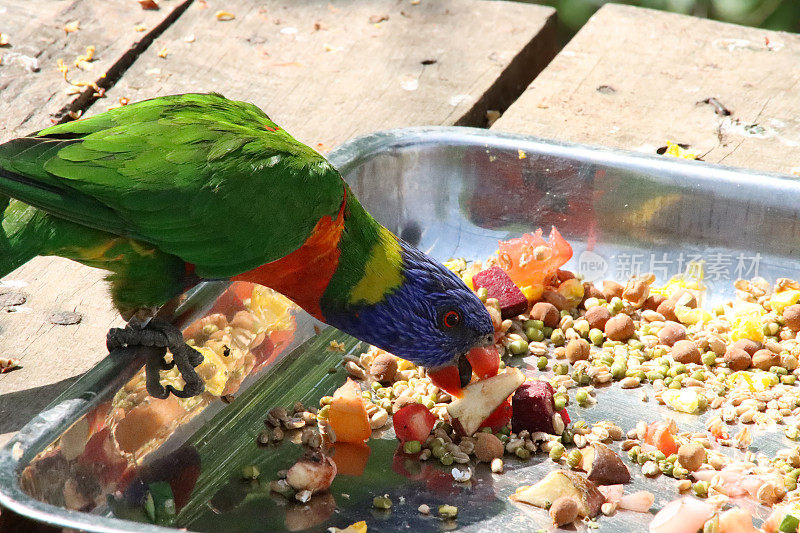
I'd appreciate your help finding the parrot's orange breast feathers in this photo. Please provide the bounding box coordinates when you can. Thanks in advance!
[231,192,346,319]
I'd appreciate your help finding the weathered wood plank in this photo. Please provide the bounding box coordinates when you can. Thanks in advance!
[0,0,192,139]
[492,3,800,176]
[0,0,556,445]
[0,0,194,446]
[92,0,556,147]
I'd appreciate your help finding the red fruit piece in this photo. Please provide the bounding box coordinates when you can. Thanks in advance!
[478,398,512,432]
[644,422,678,456]
[511,380,562,434]
[393,404,436,443]
[79,427,129,487]
[472,266,528,319]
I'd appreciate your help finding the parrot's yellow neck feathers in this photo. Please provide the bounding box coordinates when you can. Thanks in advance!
[347,226,404,306]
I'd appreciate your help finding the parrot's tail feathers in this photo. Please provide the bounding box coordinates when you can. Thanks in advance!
[0,197,50,277]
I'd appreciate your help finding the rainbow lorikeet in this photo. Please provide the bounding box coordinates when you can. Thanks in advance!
[0,93,494,399]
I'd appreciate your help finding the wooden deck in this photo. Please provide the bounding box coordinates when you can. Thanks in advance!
[3,0,800,445]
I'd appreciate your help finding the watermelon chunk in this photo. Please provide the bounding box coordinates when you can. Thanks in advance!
[472,266,528,319]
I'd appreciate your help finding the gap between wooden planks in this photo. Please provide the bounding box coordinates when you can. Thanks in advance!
[492,3,800,176]
[0,0,556,445]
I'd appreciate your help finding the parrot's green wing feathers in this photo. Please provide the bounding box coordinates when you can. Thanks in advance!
[0,93,345,278]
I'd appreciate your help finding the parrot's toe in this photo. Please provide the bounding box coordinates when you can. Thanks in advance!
[106,318,205,399]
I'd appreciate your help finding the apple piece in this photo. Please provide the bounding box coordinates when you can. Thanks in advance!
[60,417,90,461]
[718,507,758,533]
[447,368,525,436]
[648,497,714,533]
[618,491,655,513]
[472,266,528,318]
[511,379,558,434]
[510,470,604,518]
[580,443,631,485]
[597,484,624,503]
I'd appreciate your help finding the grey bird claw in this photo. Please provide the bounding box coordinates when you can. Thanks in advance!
[107,318,205,399]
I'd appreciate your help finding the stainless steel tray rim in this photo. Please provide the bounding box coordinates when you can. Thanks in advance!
[329,126,800,208]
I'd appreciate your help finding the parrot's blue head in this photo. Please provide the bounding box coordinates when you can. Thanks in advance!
[323,240,495,397]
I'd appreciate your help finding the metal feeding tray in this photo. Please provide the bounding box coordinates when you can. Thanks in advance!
[2,127,800,532]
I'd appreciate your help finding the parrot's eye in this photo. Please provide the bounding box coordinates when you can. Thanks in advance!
[440,309,461,330]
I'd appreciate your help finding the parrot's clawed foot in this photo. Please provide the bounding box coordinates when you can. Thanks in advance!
[107,318,205,399]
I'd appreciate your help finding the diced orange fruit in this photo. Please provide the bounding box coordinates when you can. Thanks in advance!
[329,379,371,443]
[520,284,543,302]
[644,422,678,456]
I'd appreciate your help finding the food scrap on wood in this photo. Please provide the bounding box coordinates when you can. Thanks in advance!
[0,358,21,373]
[215,10,236,21]
[63,21,80,34]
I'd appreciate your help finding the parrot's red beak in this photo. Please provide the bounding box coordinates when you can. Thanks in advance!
[428,343,500,399]
[465,345,500,379]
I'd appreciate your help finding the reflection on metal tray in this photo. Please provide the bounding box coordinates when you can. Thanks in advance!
[2,127,800,532]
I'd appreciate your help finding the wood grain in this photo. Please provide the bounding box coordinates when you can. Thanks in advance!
[0,0,194,446]
[91,0,556,147]
[0,0,556,445]
[492,3,800,176]
[0,0,192,139]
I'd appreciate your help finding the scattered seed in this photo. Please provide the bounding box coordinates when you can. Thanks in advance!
[491,458,504,473]
[373,495,392,509]
[438,504,458,519]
